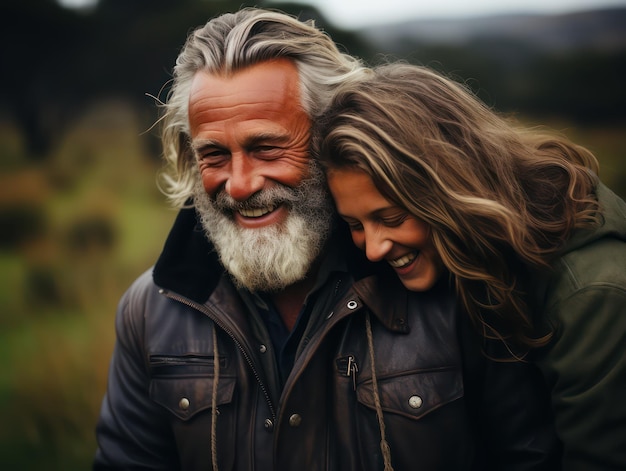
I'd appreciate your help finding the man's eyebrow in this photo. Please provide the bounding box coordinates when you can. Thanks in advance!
[242,132,290,147]
[191,139,222,155]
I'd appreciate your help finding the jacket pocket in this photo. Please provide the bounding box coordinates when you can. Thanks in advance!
[148,355,236,421]
[356,367,463,420]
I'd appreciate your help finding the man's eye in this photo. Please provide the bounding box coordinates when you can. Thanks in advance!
[206,149,226,157]
[253,146,282,158]
[198,150,228,163]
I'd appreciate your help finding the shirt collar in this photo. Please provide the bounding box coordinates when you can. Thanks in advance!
[238,239,349,311]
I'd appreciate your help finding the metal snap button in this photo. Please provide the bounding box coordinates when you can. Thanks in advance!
[288,414,302,427]
[408,395,423,409]
[179,397,190,410]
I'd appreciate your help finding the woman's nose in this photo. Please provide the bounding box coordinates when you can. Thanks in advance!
[364,230,393,262]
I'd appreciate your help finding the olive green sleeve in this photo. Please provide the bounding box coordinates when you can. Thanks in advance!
[537,285,626,471]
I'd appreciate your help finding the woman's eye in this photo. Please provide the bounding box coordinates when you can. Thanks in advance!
[344,220,363,231]
[381,214,408,227]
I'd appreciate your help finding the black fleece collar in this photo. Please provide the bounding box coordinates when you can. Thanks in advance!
[153,207,224,303]
[152,207,384,304]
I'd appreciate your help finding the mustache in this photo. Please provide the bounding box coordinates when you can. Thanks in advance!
[213,184,302,212]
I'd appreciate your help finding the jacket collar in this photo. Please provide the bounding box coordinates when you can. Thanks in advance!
[351,274,410,333]
[350,272,455,334]
[153,207,224,303]
[559,183,626,256]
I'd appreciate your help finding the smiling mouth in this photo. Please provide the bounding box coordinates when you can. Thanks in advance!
[237,204,277,218]
[388,252,417,269]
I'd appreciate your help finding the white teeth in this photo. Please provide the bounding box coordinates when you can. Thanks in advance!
[388,252,417,268]
[238,205,275,218]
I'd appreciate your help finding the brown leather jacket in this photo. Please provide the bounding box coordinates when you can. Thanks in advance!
[94,208,560,470]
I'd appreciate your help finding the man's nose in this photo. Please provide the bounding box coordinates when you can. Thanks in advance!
[225,154,264,201]
[364,230,393,262]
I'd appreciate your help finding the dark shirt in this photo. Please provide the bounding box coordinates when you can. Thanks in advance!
[257,292,314,385]
[237,243,349,397]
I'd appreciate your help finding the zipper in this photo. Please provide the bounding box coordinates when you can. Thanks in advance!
[336,354,359,391]
[159,288,276,421]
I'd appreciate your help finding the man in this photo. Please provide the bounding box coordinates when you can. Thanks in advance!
[94,8,559,470]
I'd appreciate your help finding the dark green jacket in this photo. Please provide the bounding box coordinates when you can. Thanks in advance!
[531,184,626,470]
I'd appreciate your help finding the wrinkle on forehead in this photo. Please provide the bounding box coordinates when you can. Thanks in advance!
[188,59,303,116]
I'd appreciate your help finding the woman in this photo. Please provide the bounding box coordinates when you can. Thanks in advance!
[315,63,626,470]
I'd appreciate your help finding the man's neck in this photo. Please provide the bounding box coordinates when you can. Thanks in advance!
[269,272,317,332]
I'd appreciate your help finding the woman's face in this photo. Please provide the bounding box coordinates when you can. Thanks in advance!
[328,167,444,292]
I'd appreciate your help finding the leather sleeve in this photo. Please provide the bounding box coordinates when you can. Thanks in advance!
[93,271,180,470]
[458,315,562,470]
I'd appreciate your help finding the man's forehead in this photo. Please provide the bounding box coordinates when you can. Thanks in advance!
[187,59,307,137]
[189,59,300,106]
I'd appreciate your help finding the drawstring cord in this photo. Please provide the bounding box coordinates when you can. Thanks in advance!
[209,312,391,471]
[365,313,394,471]
[211,326,220,471]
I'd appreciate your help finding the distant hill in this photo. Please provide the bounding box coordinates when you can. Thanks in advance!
[347,7,626,124]
[360,7,626,54]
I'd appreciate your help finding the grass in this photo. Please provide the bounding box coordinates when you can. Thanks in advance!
[0,309,111,469]
[526,118,626,199]
[0,103,175,470]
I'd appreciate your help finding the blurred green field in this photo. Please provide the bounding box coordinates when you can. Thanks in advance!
[531,119,626,197]
[0,101,176,470]
[0,100,624,470]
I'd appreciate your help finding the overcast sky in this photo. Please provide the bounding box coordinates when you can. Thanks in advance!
[267,0,626,28]
[58,0,626,29]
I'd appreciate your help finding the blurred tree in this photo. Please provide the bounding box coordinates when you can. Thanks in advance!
[523,49,626,123]
[0,0,92,157]
[0,0,366,161]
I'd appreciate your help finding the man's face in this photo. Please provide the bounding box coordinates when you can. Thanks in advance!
[189,59,333,291]
[189,59,312,218]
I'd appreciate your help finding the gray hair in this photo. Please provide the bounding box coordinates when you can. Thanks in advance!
[158,8,366,207]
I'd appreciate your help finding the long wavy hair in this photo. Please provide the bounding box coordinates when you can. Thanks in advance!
[157,8,366,207]
[315,63,600,350]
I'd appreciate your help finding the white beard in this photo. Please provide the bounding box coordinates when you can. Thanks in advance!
[193,163,334,292]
